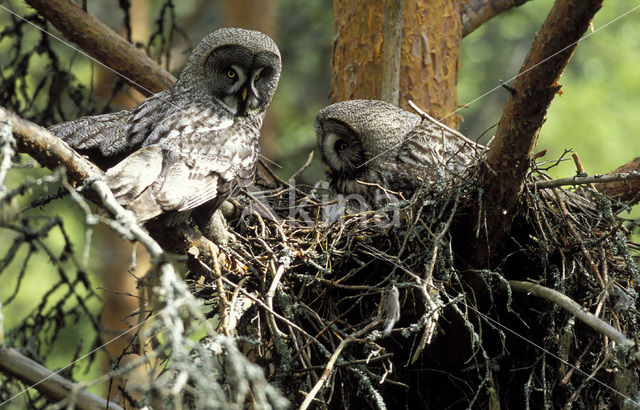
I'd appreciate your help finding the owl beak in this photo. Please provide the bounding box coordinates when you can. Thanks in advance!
[241,87,248,102]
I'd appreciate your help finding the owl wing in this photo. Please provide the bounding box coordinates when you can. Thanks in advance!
[397,123,484,182]
[49,110,131,155]
[48,92,170,163]
[106,120,258,223]
[105,145,165,222]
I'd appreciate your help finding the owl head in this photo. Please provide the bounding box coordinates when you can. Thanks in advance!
[180,28,281,118]
[315,100,421,202]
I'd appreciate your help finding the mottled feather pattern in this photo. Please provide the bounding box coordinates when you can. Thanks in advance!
[49,28,281,225]
[316,99,486,205]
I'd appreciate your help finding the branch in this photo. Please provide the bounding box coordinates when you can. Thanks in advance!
[1,105,222,265]
[532,172,640,190]
[0,346,124,410]
[0,106,103,187]
[597,157,640,204]
[25,0,176,96]
[459,0,532,37]
[299,320,381,410]
[507,281,635,351]
[474,0,603,266]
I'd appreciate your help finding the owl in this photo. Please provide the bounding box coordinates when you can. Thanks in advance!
[316,100,485,205]
[50,28,281,225]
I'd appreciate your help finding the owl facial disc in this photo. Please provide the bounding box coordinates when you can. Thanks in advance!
[204,44,280,117]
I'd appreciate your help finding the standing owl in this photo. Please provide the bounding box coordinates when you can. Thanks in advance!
[316,100,485,205]
[50,28,281,225]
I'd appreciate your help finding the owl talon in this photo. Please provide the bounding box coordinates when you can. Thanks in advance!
[194,207,236,246]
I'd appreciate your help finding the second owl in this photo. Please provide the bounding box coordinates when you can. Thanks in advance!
[316,100,485,205]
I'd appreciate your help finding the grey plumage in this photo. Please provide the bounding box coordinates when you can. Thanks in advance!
[316,99,485,205]
[50,28,281,224]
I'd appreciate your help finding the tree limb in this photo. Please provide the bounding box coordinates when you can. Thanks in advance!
[473,0,603,266]
[507,281,635,351]
[459,0,532,37]
[24,0,176,96]
[0,346,124,410]
[597,157,640,204]
[532,172,640,190]
[1,106,103,187]
[0,105,222,266]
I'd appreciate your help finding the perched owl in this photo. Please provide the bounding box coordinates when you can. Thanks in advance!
[50,28,281,225]
[316,100,486,205]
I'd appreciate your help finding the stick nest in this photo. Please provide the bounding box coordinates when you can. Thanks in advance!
[187,155,640,409]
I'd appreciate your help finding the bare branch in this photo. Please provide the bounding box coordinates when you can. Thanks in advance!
[532,172,640,190]
[474,0,603,265]
[0,346,124,410]
[1,105,224,263]
[459,0,532,37]
[25,0,176,96]
[597,157,640,204]
[0,106,103,187]
[507,281,635,351]
[299,320,381,410]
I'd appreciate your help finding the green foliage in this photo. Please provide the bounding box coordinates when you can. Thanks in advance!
[459,1,640,178]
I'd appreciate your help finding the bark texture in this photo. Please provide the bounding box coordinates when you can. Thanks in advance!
[332,0,461,128]
[459,0,532,37]
[474,0,604,265]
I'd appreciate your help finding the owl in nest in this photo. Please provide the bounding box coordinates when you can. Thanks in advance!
[50,28,281,226]
[316,99,485,205]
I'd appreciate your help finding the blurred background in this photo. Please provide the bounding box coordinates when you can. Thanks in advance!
[0,0,638,404]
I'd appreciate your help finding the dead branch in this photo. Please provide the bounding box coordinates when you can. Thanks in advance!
[25,0,176,96]
[532,172,640,190]
[0,106,103,187]
[474,0,603,266]
[459,0,532,37]
[507,281,635,351]
[299,320,382,410]
[0,346,124,410]
[597,157,640,204]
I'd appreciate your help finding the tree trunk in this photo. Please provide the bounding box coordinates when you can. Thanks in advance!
[331,0,460,128]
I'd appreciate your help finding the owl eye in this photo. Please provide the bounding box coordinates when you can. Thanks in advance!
[226,69,237,79]
[334,139,348,153]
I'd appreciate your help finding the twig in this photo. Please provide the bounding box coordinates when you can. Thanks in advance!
[507,280,634,350]
[0,346,124,410]
[199,261,319,344]
[266,261,287,337]
[299,320,381,410]
[289,150,314,182]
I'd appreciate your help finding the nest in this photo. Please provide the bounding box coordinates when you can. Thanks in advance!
[186,155,640,409]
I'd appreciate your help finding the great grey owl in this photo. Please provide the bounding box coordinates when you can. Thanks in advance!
[50,28,281,225]
[316,100,486,205]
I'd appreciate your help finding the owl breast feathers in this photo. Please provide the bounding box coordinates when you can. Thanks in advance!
[49,28,281,225]
[316,99,487,205]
